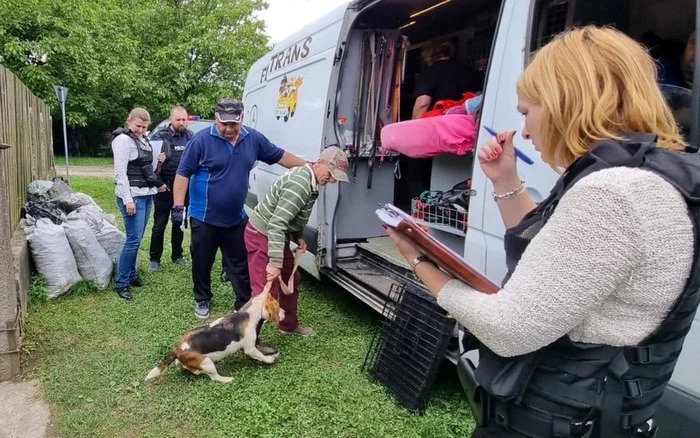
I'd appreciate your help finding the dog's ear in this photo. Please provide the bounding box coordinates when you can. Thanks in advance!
[264,293,281,324]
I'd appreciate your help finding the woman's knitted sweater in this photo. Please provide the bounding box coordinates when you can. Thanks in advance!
[437,167,694,357]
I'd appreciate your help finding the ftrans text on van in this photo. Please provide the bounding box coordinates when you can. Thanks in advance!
[260,37,312,83]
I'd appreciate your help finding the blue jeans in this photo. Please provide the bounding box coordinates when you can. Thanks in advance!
[116,195,153,288]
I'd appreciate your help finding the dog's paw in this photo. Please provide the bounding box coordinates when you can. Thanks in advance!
[214,376,234,384]
[266,352,280,364]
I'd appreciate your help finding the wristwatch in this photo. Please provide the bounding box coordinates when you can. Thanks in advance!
[410,254,430,271]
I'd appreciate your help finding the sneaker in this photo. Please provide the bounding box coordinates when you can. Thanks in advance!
[194,301,210,319]
[130,277,146,287]
[173,258,189,267]
[116,286,133,300]
[149,261,160,272]
[221,271,230,282]
[255,339,278,355]
[279,325,315,337]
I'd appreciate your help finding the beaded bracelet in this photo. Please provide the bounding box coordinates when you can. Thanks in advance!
[493,181,525,202]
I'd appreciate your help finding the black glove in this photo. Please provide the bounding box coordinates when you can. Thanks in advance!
[171,205,186,229]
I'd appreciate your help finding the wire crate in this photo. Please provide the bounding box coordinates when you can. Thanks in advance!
[411,195,468,232]
[362,282,455,413]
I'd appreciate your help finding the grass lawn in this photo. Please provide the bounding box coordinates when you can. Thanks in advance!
[22,175,475,438]
[54,155,113,167]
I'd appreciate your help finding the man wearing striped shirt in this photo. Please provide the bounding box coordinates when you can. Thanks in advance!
[245,146,349,338]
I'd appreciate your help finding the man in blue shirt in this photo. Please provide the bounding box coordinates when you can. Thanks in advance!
[171,98,306,322]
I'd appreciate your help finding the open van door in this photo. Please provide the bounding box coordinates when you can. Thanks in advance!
[317,0,508,321]
[315,2,371,272]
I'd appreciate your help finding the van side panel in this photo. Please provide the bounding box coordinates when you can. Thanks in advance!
[242,5,348,279]
[243,13,346,233]
[465,0,559,283]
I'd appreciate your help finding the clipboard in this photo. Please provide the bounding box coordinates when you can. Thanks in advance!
[150,140,163,171]
[376,203,500,294]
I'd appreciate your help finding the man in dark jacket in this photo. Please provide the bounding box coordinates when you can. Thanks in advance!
[148,106,193,271]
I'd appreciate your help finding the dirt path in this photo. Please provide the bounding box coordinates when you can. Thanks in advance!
[55,166,112,178]
[0,380,51,438]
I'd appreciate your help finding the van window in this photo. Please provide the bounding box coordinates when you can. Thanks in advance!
[530,0,698,146]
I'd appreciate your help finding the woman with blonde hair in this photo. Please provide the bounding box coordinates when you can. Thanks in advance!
[387,26,700,437]
[111,107,167,300]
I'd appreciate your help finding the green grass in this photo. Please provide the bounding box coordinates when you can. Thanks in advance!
[22,175,475,438]
[54,155,113,167]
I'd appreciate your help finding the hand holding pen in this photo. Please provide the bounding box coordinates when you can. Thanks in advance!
[477,127,529,186]
[483,126,534,165]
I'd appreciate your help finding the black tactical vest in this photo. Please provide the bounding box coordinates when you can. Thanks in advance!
[474,133,700,438]
[155,127,193,180]
[112,127,160,188]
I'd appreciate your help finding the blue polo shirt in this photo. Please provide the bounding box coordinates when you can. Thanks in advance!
[176,125,284,227]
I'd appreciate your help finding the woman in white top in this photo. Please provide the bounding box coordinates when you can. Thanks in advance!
[387,26,698,438]
[111,108,166,300]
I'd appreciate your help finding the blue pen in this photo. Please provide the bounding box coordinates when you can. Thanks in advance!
[483,126,534,165]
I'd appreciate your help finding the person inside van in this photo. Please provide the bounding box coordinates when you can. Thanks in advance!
[386,26,697,438]
[398,38,482,212]
[658,30,695,89]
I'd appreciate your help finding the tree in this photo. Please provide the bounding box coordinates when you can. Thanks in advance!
[0,0,270,155]
[143,0,271,116]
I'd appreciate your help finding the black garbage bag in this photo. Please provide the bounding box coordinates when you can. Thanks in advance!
[24,201,66,225]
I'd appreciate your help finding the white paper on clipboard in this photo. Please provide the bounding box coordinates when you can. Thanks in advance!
[150,140,163,170]
[375,203,411,228]
[375,202,469,264]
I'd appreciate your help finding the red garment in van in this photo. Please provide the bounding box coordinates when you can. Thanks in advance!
[380,113,477,159]
[420,92,477,118]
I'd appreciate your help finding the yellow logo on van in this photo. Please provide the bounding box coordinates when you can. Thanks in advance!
[275,75,303,122]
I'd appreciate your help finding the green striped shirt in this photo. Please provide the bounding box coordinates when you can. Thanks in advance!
[249,165,318,267]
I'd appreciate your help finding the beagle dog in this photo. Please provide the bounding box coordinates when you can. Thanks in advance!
[145,288,284,383]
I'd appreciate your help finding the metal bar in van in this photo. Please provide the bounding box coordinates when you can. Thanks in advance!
[692,0,700,149]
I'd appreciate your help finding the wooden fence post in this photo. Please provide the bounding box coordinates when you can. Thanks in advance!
[0,65,53,381]
[0,144,20,381]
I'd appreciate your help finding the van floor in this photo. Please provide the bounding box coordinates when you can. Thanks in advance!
[357,236,411,270]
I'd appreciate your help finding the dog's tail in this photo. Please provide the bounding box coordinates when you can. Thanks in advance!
[145,350,177,381]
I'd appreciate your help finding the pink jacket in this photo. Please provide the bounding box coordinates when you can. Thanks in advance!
[380,114,477,159]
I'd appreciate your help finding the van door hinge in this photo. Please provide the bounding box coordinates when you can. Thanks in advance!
[0,142,10,150]
[333,42,346,65]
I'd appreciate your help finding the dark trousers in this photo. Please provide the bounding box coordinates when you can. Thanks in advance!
[149,188,184,263]
[244,223,301,331]
[190,217,251,310]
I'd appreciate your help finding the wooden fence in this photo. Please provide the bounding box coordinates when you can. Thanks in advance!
[0,65,55,230]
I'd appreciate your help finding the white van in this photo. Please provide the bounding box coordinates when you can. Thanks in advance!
[242,0,699,435]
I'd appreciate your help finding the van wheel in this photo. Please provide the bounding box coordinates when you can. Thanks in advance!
[290,108,296,117]
[276,115,280,120]
[284,113,289,122]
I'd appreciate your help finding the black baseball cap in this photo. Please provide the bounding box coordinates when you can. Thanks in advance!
[215,98,244,123]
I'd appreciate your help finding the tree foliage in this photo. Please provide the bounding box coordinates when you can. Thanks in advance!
[0,0,270,154]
